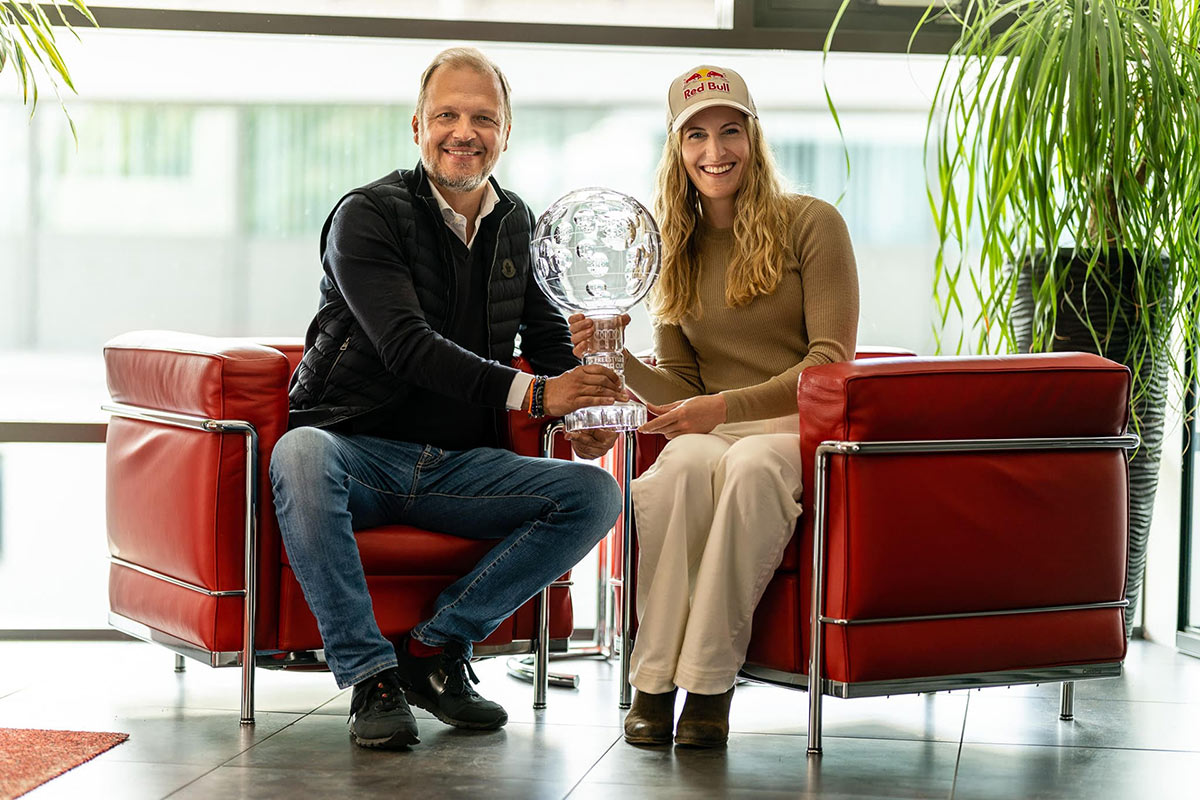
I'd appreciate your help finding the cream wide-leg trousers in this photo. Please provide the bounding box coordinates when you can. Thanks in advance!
[628,415,803,695]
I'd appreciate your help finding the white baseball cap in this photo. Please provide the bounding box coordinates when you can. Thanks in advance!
[666,64,758,132]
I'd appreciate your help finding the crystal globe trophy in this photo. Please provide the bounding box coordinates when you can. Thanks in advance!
[531,187,661,432]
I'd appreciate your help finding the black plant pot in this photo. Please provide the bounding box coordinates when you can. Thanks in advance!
[1013,248,1171,638]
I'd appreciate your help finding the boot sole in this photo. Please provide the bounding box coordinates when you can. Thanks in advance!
[405,689,508,730]
[673,735,727,748]
[350,729,420,749]
[623,732,672,747]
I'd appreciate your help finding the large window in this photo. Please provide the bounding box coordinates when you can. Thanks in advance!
[2,28,948,630]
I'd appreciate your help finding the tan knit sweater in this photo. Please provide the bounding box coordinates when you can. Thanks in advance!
[623,194,860,422]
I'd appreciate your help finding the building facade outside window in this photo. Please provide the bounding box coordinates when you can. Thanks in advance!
[2,29,948,631]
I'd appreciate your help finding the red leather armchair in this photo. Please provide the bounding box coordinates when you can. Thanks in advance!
[627,351,1134,753]
[103,330,576,724]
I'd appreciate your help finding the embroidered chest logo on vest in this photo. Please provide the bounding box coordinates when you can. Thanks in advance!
[500,258,516,278]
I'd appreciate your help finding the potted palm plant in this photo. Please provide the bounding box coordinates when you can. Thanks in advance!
[2,1,96,132]
[827,0,1200,634]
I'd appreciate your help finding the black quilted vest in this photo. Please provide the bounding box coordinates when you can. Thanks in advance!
[288,164,537,442]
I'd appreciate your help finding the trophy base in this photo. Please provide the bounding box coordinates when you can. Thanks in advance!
[563,401,646,433]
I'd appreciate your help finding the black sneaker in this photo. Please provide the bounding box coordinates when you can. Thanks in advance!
[348,666,421,749]
[397,638,508,730]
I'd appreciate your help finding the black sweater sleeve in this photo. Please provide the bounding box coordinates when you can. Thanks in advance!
[323,192,520,408]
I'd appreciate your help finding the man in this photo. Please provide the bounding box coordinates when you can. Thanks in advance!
[269,47,624,750]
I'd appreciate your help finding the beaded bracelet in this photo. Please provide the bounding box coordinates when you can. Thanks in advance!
[528,375,548,418]
[522,380,535,414]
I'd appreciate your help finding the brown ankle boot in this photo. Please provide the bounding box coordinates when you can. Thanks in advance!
[674,686,734,748]
[623,688,677,746]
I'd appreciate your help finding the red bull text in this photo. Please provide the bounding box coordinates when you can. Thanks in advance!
[682,80,731,101]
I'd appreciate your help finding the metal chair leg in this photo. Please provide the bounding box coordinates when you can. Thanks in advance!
[618,429,636,709]
[534,587,550,709]
[240,654,255,725]
[807,446,834,755]
[1059,681,1075,720]
[174,654,186,673]
[239,427,259,726]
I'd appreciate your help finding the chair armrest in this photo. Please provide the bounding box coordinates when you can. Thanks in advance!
[253,337,305,378]
[104,330,293,434]
[103,331,294,645]
[854,345,917,360]
[798,352,1130,444]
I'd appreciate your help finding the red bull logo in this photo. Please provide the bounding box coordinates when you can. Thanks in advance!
[682,68,727,85]
[681,68,731,102]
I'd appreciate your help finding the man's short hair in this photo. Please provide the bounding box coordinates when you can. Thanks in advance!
[416,47,513,129]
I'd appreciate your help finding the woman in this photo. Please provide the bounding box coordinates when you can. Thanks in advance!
[569,64,860,748]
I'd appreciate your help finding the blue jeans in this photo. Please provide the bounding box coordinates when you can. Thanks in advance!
[269,427,622,689]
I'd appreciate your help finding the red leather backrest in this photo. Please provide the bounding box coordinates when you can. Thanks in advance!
[255,338,305,379]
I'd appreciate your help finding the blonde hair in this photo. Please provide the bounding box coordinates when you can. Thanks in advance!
[416,47,512,128]
[649,114,792,324]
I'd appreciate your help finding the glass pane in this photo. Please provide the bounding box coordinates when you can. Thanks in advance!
[90,0,726,28]
[0,106,30,355]
[4,28,954,629]
[0,444,109,629]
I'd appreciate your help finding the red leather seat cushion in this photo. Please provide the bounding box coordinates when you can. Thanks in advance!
[276,567,574,652]
[280,525,518,574]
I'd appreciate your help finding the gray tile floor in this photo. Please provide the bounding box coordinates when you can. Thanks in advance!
[1,639,1198,799]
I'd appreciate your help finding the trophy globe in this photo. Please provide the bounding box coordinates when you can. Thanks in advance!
[531,187,661,432]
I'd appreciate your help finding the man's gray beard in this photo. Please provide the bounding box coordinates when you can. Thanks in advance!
[422,155,490,194]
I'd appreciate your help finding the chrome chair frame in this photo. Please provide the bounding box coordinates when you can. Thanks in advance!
[103,401,572,723]
[757,432,1140,755]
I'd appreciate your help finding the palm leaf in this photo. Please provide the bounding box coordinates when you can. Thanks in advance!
[0,0,98,135]
[920,0,1200,415]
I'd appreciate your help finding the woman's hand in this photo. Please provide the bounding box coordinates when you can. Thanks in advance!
[567,313,632,359]
[639,394,727,439]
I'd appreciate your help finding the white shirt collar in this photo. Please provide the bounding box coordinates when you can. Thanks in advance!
[428,180,501,249]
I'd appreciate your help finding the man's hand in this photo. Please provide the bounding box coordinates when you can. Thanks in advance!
[567,313,632,360]
[565,428,619,460]
[639,394,727,439]
[544,364,626,416]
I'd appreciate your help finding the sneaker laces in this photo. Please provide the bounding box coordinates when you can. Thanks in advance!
[440,645,482,698]
[350,668,405,720]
